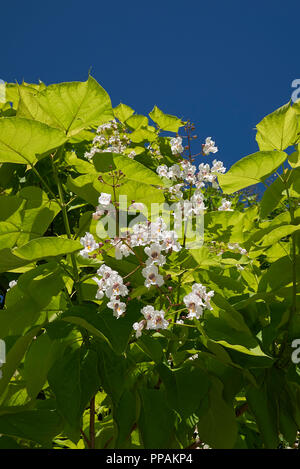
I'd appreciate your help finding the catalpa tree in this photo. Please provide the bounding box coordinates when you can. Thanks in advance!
[0,77,299,449]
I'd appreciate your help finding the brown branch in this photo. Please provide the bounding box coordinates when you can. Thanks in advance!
[235,402,248,417]
[80,428,91,448]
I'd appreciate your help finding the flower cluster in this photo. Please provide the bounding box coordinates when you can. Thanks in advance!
[92,264,128,318]
[227,243,248,256]
[183,283,214,319]
[84,119,136,160]
[156,157,226,195]
[133,305,169,338]
[112,217,181,288]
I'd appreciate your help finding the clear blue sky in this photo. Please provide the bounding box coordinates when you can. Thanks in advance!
[2,0,299,168]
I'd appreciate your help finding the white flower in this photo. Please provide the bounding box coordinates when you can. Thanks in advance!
[128,202,146,212]
[107,299,126,318]
[133,320,145,338]
[127,150,136,159]
[218,199,233,211]
[105,276,128,299]
[181,160,197,184]
[227,243,247,255]
[93,276,106,299]
[93,264,128,314]
[211,159,226,174]
[236,264,244,271]
[161,230,181,252]
[92,208,105,220]
[98,193,111,206]
[183,293,204,319]
[192,283,214,310]
[183,283,215,319]
[156,165,169,178]
[114,242,133,260]
[168,164,181,180]
[149,217,168,242]
[168,184,183,199]
[7,280,18,291]
[151,310,169,330]
[202,137,218,155]
[97,264,114,279]
[131,223,150,246]
[79,232,98,257]
[139,306,169,332]
[97,120,118,133]
[198,163,211,182]
[170,136,184,155]
[191,191,206,213]
[145,243,166,266]
[141,305,155,320]
[142,265,164,288]
[189,353,199,360]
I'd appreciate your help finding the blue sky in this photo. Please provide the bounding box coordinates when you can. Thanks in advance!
[2,0,299,169]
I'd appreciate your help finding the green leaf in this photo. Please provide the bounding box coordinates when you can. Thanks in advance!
[23,333,68,398]
[0,187,61,248]
[65,151,97,174]
[259,224,300,247]
[0,117,67,165]
[93,152,165,186]
[204,294,269,357]
[288,144,300,168]
[17,76,113,137]
[260,175,286,218]
[138,388,176,449]
[0,409,63,444]
[0,222,21,249]
[218,151,287,194]
[149,106,184,132]
[114,103,135,123]
[256,102,298,151]
[196,377,237,449]
[0,263,65,337]
[0,248,34,273]
[126,115,148,130]
[258,255,300,292]
[13,237,82,261]
[204,208,256,243]
[0,326,41,402]
[114,390,137,448]
[157,363,211,419]
[62,301,141,355]
[67,172,165,209]
[129,128,157,143]
[48,347,100,429]
[95,339,129,405]
[246,380,279,448]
